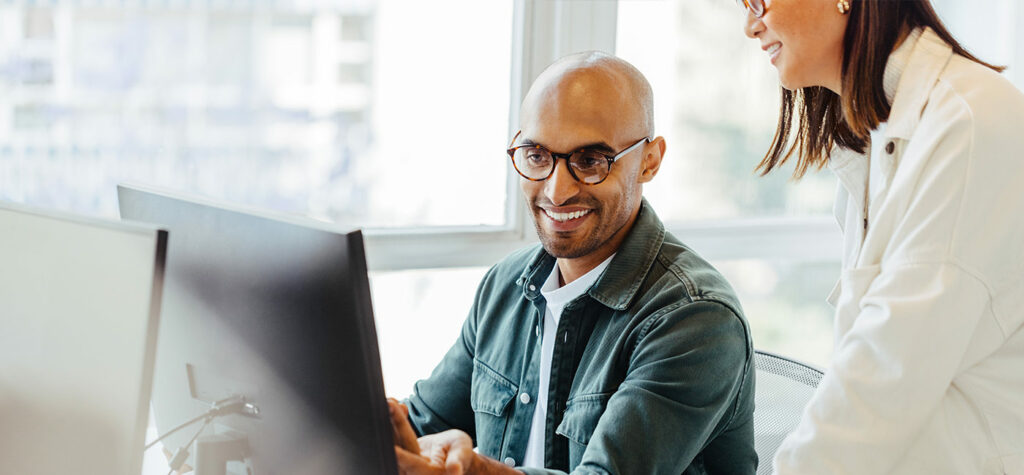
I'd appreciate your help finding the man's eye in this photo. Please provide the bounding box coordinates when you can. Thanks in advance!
[524,150,549,165]
[574,152,604,169]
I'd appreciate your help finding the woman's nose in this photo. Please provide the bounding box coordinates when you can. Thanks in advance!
[743,10,764,39]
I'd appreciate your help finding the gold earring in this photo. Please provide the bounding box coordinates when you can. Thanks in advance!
[837,0,850,14]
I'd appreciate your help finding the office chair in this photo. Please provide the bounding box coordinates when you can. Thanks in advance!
[753,350,824,475]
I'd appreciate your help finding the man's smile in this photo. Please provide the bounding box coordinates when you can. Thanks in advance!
[539,206,593,232]
[542,208,592,222]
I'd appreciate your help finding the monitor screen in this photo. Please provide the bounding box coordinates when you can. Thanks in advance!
[118,184,397,475]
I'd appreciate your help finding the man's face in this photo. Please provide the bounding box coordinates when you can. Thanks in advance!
[517,70,653,260]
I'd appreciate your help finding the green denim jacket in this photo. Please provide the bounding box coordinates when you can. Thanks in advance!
[407,200,757,474]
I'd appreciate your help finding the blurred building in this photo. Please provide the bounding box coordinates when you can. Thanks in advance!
[0,2,376,221]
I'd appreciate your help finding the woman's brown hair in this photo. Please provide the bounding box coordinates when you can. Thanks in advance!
[759,0,1005,179]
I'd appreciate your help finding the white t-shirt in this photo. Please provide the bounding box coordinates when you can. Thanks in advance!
[521,255,614,468]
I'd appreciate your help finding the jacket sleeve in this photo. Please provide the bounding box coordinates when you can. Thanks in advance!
[520,300,756,475]
[774,93,1012,473]
[773,263,991,474]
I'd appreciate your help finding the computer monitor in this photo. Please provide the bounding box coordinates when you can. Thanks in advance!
[0,201,166,475]
[118,184,398,475]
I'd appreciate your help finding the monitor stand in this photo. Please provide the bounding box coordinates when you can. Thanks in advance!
[195,432,249,475]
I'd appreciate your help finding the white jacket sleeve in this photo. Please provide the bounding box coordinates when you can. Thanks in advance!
[773,261,992,474]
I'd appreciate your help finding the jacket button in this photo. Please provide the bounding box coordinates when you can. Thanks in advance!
[520,393,531,404]
[528,284,536,291]
[885,141,895,154]
[503,457,516,466]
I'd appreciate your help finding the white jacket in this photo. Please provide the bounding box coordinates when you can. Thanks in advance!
[774,27,1024,474]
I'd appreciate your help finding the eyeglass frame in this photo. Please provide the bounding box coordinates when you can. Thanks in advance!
[736,0,766,18]
[506,131,652,185]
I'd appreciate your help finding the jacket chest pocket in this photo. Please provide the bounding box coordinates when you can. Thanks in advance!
[470,359,518,458]
[555,394,609,469]
[834,264,881,339]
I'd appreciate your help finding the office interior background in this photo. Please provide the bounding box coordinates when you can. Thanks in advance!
[1,0,1021,405]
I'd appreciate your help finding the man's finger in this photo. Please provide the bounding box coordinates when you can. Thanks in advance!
[444,459,464,475]
[395,447,445,475]
[387,399,421,453]
[442,431,475,475]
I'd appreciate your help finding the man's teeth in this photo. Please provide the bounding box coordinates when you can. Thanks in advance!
[544,209,591,222]
[767,43,781,55]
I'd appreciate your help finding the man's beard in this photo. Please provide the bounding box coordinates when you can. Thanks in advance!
[528,196,607,259]
[533,217,605,258]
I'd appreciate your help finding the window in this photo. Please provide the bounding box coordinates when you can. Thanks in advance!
[0,1,514,229]
[370,267,489,396]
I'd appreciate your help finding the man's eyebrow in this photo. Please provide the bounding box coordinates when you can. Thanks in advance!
[575,142,616,153]
[518,138,616,153]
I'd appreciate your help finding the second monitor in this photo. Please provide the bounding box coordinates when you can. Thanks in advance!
[119,184,397,475]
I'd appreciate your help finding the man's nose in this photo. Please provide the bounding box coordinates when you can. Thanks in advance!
[544,159,580,206]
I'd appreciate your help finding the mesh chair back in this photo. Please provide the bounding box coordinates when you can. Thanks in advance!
[753,350,824,475]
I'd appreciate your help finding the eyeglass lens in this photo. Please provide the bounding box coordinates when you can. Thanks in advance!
[512,147,609,185]
[739,0,764,17]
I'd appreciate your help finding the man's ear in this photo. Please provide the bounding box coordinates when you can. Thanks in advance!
[637,136,666,184]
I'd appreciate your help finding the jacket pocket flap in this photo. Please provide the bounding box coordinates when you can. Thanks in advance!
[470,359,517,416]
[555,394,610,446]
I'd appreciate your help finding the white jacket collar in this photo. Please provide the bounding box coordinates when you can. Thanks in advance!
[881,28,920,106]
[886,27,954,141]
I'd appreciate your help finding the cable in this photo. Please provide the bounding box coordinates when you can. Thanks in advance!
[144,396,259,452]
[145,412,208,451]
[165,417,213,475]
[182,418,212,454]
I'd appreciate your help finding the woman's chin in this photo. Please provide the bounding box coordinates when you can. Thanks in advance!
[778,74,811,92]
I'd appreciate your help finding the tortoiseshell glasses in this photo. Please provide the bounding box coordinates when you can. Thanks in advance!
[506,131,650,185]
[736,0,766,18]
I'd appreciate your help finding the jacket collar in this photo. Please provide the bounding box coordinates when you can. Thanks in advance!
[518,198,665,312]
[884,27,954,141]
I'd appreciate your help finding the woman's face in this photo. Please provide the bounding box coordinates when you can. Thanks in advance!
[743,0,850,93]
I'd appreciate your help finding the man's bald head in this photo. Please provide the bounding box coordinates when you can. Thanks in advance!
[520,51,654,139]
[514,52,665,267]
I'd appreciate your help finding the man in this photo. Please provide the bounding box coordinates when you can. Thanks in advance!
[389,52,757,474]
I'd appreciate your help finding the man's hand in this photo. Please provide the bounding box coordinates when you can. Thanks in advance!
[388,398,476,474]
[388,398,422,454]
[387,399,521,475]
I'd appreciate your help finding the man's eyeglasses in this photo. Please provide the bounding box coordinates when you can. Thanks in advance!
[736,0,765,18]
[506,131,650,185]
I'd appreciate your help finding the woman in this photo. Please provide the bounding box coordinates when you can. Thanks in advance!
[737,0,1024,473]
